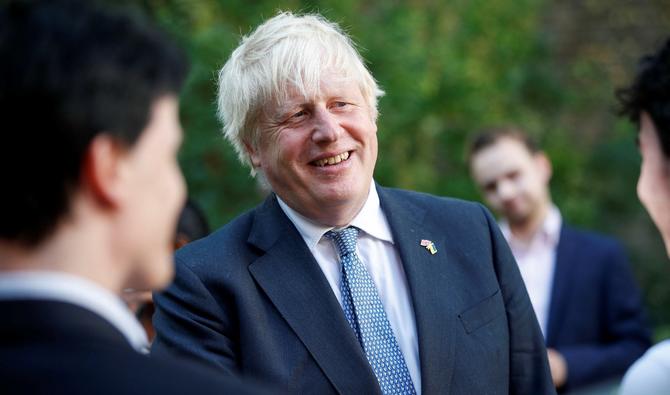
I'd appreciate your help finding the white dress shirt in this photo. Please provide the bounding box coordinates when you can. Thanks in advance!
[0,271,149,353]
[277,180,421,393]
[500,205,562,338]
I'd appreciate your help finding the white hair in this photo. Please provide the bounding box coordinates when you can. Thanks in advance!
[216,11,385,174]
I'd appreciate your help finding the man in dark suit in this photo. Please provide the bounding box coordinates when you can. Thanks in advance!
[468,128,651,393]
[0,1,265,394]
[152,11,555,394]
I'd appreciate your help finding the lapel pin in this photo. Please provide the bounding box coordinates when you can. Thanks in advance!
[420,239,437,255]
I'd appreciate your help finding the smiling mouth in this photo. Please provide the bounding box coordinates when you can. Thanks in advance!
[312,151,350,167]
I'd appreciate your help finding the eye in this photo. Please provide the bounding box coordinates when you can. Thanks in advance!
[484,182,497,193]
[280,109,308,125]
[330,101,349,109]
[507,170,520,181]
[291,110,307,119]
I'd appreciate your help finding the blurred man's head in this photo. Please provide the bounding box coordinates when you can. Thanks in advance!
[619,39,670,256]
[217,12,385,226]
[0,0,188,290]
[468,127,553,229]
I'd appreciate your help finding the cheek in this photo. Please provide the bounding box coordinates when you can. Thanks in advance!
[519,175,541,198]
[484,191,503,208]
[636,165,652,207]
[260,133,298,168]
[171,165,186,207]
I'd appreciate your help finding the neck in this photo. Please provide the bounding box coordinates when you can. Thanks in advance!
[310,201,366,228]
[509,203,551,243]
[281,186,371,228]
[0,209,126,295]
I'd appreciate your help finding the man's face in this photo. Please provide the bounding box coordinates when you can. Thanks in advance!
[248,72,378,226]
[119,96,186,290]
[470,138,551,225]
[637,112,670,255]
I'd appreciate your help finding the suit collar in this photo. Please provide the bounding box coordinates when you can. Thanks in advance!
[274,180,393,251]
[0,271,148,352]
[247,194,381,394]
[0,299,133,349]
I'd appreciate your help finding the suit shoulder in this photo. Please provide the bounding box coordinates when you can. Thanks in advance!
[174,207,258,274]
[0,336,263,395]
[380,186,491,226]
[382,186,484,212]
[562,224,625,253]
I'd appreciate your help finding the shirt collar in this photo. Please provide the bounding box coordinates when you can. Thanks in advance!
[0,271,149,353]
[500,204,562,248]
[277,180,394,251]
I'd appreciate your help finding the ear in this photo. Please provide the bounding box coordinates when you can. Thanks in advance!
[243,139,262,168]
[81,135,129,209]
[534,152,553,184]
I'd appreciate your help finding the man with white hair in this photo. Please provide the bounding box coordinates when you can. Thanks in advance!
[153,12,555,394]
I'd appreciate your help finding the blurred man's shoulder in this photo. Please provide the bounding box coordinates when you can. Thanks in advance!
[561,223,626,253]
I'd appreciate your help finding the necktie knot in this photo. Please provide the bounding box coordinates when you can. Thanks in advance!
[326,226,359,257]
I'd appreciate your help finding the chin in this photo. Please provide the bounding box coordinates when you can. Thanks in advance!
[152,260,175,290]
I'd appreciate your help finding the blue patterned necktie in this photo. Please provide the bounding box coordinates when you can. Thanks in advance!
[326,227,416,395]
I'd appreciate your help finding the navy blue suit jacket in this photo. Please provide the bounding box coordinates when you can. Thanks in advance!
[153,186,555,394]
[544,225,651,391]
[0,299,267,395]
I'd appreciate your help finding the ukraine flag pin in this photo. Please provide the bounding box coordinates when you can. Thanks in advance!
[420,239,437,255]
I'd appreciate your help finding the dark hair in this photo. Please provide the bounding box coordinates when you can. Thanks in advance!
[466,126,541,165]
[618,38,670,159]
[0,0,188,245]
[176,199,210,245]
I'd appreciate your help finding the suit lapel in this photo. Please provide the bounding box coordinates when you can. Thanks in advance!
[378,187,457,395]
[546,225,573,346]
[247,195,380,395]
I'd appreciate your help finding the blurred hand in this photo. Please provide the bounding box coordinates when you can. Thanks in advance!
[547,348,567,388]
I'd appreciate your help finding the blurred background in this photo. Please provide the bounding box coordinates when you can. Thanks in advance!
[122,0,669,337]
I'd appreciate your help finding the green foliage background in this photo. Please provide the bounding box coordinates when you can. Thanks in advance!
[127,0,670,334]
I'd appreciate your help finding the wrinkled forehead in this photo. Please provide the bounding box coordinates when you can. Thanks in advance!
[271,69,359,107]
[264,47,368,111]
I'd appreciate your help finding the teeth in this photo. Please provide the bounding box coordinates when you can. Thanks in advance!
[314,151,349,167]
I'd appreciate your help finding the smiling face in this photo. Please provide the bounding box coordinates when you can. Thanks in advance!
[247,72,378,226]
[470,137,552,227]
[637,112,670,256]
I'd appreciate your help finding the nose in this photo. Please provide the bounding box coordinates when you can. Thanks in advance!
[496,179,517,201]
[311,106,341,144]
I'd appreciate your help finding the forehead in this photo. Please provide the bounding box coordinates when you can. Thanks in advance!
[471,138,535,182]
[132,96,180,150]
[272,71,364,110]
